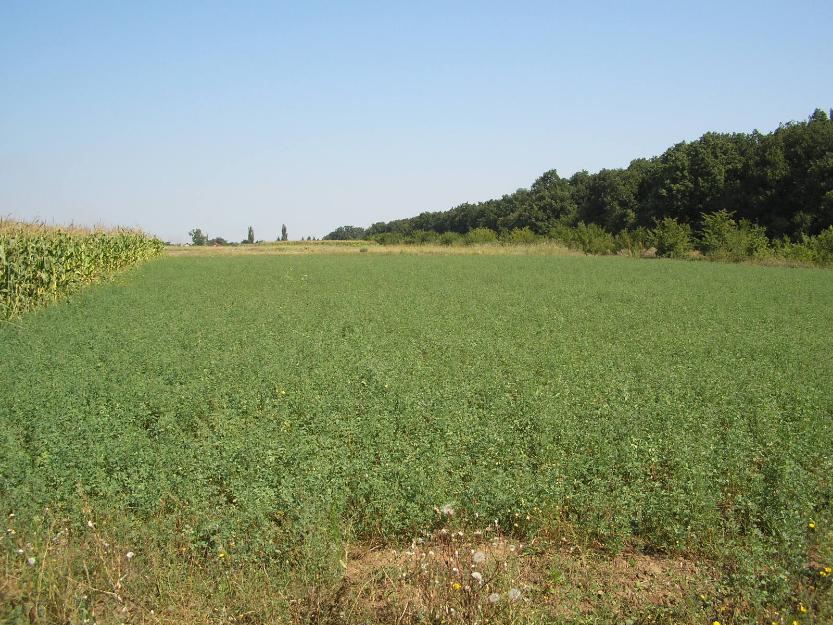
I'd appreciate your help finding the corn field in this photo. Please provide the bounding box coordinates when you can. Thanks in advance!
[0,220,164,319]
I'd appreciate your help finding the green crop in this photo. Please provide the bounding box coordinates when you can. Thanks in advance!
[0,221,163,319]
[1,254,832,623]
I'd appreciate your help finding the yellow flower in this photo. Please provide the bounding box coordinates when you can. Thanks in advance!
[799,603,807,613]
[712,621,721,625]
[825,566,832,574]
[808,519,816,529]
[451,582,461,591]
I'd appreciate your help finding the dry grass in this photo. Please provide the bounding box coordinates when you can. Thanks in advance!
[3,513,717,625]
[165,240,582,257]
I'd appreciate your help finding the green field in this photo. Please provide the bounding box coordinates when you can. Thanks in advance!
[2,253,833,624]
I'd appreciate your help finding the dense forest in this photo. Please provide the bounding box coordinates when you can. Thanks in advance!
[325,109,833,257]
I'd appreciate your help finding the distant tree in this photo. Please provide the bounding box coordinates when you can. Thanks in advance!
[323,225,367,240]
[357,109,833,243]
[188,228,208,246]
[281,224,288,241]
[246,226,254,244]
[208,237,228,246]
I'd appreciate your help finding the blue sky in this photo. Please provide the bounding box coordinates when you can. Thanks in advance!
[2,1,831,242]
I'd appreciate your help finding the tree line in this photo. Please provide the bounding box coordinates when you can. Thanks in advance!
[188,224,312,246]
[325,109,833,261]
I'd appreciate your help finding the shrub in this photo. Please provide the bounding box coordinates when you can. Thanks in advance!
[406,230,440,245]
[700,211,770,261]
[771,236,817,264]
[572,223,616,255]
[814,225,833,264]
[651,217,693,258]
[438,231,464,246]
[616,227,653,257]
[370,232,404,245]
[503,227,539,245]
[464,228,498,245]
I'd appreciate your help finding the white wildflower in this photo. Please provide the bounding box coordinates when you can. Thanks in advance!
[508,587,521,601]
[488,592,501,604]
[126,551,135,560]
[471,571,483,583]
[27,556,36,566]
[441,504,455,516]
[473,551,486,564]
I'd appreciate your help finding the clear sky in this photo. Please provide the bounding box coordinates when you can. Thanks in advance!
[2,1,831,242]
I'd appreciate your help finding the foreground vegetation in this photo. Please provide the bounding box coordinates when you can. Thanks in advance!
[0,220,164,319]
[2,253,832,624]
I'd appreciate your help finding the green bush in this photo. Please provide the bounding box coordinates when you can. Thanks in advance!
[406,230,440,245]
[772,237,817,263]
[464,227,498,245]
[616,227,653,257]
[438,231,464,246]
[814,225,833,264]
[651,217,693,258]
[370,232,404,246]
[700,210,770,261]
[771,228,833,265]
[548,223,616,254]
[503,227,539,245]
[573,223,616,255]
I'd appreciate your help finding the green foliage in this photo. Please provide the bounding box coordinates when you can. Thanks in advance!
[246,226,255,244]
[700,210,771,261]
[189,228,208,246]
[359,110,833,245]
[405,230,440,245]
[281,224,288,241]
[323,225,367,240]
[814,225,833,264]
[0,224,164,319]
[502,227,539,244]
[552,222,617,255]
[770,227,833,266]
[438,231,464,246]
[464,227,498,245]
[616,227,653,257]
[651,217,693,258]
[1,254,832,619]
[370,232,404,245]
